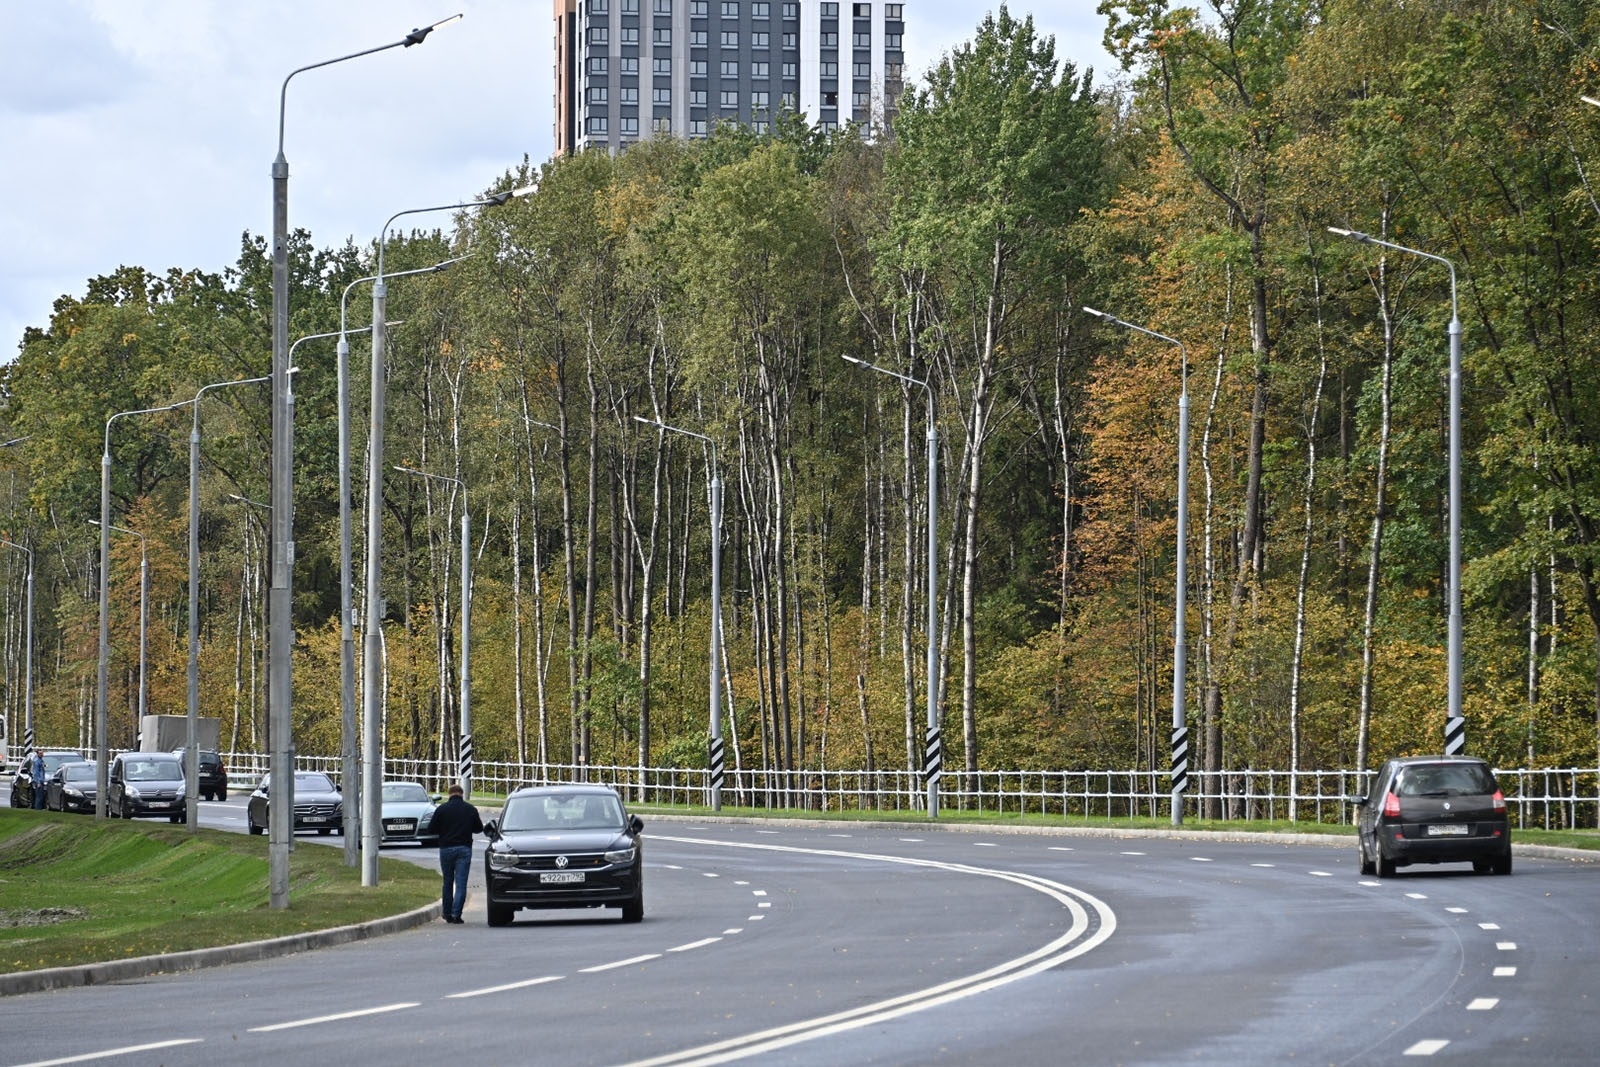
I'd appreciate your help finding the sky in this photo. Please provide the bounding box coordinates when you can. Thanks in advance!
[0,2,1121,360]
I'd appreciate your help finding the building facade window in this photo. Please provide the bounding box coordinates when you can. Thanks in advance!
[853,61,871,77]
[720,89,739,108]
[821,2,838,17]
[752,60,769,77]
[752,90,770,109]
[782,3,798,18]
[621,26,639,43]
[621,0,638,12]
[885,33,901,48]
[589,86,609,103]
[691,59,707,75]
[853,32,870,47]
[721,30,739,47]
[653,57,672,73]
[721,1,739,15]
[589,26,609,44]
[820,61,838,77]
[852,90,869,108]
[752,31,769,48]
[620,116,640,134]
[653,87,672,104]
[720,59,739,76]
[621,57,639,73]
[885,3,902,17]
[653,116,673,132]
[620,86,639,102]
[691,0,707,13]
[820,32,838,47]
[654,0,672,12]
[690,89,707,106]
[589,116,609,134]
[854,3,871,15]
[752,1,769,17]
[591,0,609,11]
[781,91,797,108]
[782,32,797,47]
[691,29,707,45]
[690,118,708,136]
[654,27,672,44]
[589,56,609,74]
[782,61,797,77]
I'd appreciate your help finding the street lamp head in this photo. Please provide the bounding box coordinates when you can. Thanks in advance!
[1327,226,1372,243]
[1582,95,1600,109]
[1082,305,1122,326]
[405,13,463,47]
[485,183,539,207]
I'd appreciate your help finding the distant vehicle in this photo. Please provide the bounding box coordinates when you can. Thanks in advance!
[45,760,98,814]
[1353,756,1512,877]
[379,781,440,846]
[107,752,187,822]
[11,750,88,809]
[246,771,343,836]
[171,747,228,802]
[484,784,644,926]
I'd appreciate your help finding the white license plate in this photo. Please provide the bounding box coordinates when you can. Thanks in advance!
[150,802,171,809]
[389,821,415,833]
[540,871,586,884]
[1426,824,1468,836]
[304,815,327,823]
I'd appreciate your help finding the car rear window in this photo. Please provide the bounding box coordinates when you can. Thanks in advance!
[1397,763,1496,796]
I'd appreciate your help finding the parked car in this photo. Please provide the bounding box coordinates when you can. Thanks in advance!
[172,747,228,802]
[379,781,440,846]
[107,752,188,822]
[11,750,88,809]
[484,784,644,926]
[1354,755,1512,877]
[246,771,343,836]
[45,760,98,814]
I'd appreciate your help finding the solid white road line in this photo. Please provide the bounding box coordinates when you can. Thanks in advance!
[581,954,662,973]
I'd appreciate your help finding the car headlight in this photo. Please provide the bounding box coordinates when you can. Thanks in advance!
[604,845,637,865]
[489,847,520,870]
[66,787,85,798]
[124,785,142,799]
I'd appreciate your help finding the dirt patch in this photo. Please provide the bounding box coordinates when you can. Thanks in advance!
[0,907,87,929]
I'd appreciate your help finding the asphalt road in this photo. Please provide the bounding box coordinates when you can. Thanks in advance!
[3,798,1598,1065]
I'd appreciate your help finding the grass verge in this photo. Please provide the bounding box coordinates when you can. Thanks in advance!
[0,809,436,976]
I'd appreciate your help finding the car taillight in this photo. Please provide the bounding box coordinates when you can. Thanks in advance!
[1383,792,1402,818]
[1492,789,1506,813]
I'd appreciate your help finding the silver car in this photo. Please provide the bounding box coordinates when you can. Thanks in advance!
[379,781,441,846]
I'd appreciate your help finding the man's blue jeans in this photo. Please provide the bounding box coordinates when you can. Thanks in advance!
[32,780,46,809]
[440,845,473,920]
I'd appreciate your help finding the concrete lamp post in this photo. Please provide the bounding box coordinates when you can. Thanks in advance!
[0,538,34,763]
[97,400,193,817]
[92,521,149,747]
[1328,226,1465,756]
[1081,308,1191,826]
[362,184,535,888]
[841,355,942,818]
[393,466,472,799]
[633,416,725,812]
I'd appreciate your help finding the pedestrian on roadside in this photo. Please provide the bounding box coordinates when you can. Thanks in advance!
[430,783,483,924]
[29,748,47,809]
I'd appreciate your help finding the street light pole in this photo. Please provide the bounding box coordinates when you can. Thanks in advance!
[842,356,942,818]
[93,521,148,737]
[1328,227,1465,755]
[634,417,724,811]
[362,185,534,887]
[98,400,192,818]
[271,13,461,909]
[337,257,465,863]
[186,375,270,829]
[394,466,472,798]
[1081,309,1191,825]
[0,539,33,765]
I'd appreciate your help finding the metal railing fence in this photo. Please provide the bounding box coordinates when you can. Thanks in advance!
[212,753,1600,830]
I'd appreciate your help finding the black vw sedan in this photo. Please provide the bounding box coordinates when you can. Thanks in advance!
[484,784,644,926]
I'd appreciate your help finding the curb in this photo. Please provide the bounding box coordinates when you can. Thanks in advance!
[0,901,441,998]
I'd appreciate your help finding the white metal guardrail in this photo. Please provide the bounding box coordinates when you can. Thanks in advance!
[206,753,1600,831]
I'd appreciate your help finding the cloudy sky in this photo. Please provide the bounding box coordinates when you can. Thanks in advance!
[0,2,1121,360]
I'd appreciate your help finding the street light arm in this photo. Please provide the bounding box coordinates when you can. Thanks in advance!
[277,15,463,153]
[378,191,533,276]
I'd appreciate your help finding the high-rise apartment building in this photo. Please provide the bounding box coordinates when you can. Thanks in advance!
[554,0,906,155]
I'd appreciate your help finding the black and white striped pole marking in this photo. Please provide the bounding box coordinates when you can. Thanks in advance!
[1171,725,1189,817]
[458,733,473,798]
[925,726,942,817]
[1444,715,1466,757]
[709,735,726,801]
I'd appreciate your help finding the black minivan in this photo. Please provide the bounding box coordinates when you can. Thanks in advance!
[1354,756,1511,877]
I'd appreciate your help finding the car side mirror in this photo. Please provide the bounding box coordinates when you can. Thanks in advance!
[1350,796,1369,806]
[484,819,501,840]
[431,794,443,805]
[629,814,644,834]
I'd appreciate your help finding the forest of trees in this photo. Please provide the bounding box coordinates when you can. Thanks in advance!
[5,2,1600,796]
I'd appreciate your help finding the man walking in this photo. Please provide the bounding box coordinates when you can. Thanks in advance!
[430,783,483,924]
[29,749,47,809]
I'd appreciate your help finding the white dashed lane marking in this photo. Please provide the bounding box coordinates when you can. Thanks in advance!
[1466,998,1498,1011]
[1404,1039,1450,1055]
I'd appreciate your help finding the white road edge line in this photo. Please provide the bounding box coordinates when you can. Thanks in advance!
[446,976,564,999]
[11,1040,204,1067]
[621,834,1118,1067]
[248,1003,419,1032]
[669,938,724,953]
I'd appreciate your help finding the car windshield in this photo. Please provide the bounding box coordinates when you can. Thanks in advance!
[43,753,79,773]
[1397,764,1497,797]
[383,783,430,804]
[294,773,337,792]
[62,764,96,782]
[501,793,623,832]
[127,760,181,781]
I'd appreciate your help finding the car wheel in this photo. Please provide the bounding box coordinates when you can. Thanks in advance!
[217,789,227,802]
[1375,847,1395,879]
[1358,836,1376,877]
[487,904,513,927]
[620,895,644,923]
[1492,849,1513,876]
[248,813,264,835]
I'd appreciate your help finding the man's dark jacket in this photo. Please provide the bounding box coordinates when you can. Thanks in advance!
[431,796,483,847]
